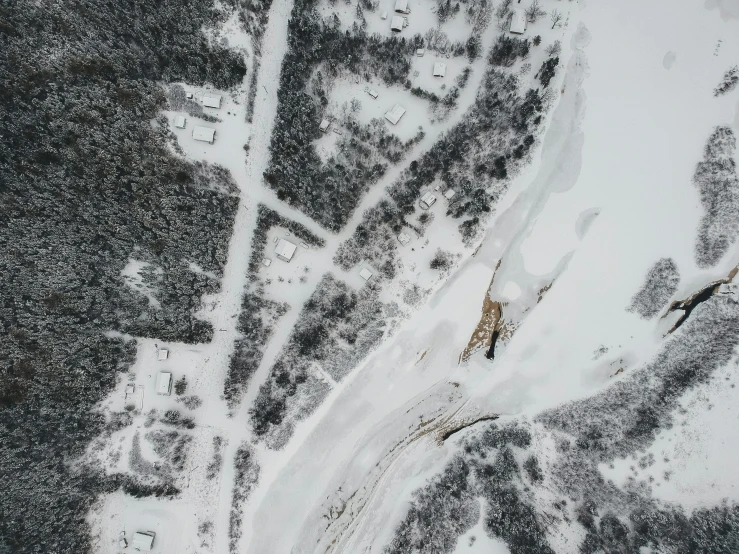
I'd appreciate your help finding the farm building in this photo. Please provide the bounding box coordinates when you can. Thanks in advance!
[202,94,222,108]
[132,531,155,551]
[444,189,456,200]
[384,104,406,125]
[359,267,373,281]
[420,192,437,209]
[390,15,404,32]
[319,119,331,133]
[433,62,447,77]
[394,0,410,13]
[275,239,297,262]
[510,8,527,34]
[156,372,172,396]
[158,348,169,361]
[174,115,186,128]
[193,126,216,143]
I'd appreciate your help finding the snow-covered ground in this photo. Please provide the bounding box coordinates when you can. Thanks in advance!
[88,0,739,551]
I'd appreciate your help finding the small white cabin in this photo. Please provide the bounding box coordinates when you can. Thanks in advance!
[367,88,379,99]
[158,348,169,361]
[202,94,222,109]
[381,10,388,19]
[359,267,373,281]
[319,119,331,133]
[132,532,155,551]
[444,189,456,200]
[275,239,297,262]
[390,15,404,32]
[384,104,406,125]
[394,0,410,13]
[420,192,437,209]
[433,62,447,77]
[174,115,186,129]
[397,232,411,246]
[156,372,172,396]
[510,8,527,34]
[193,126,216,143]
[416,48,425,57]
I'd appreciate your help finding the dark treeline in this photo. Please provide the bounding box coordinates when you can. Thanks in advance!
[0,0,245,550]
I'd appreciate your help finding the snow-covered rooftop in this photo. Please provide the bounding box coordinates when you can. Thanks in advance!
[192,126,215,143]
[510,8,527,34]
[384,104,406,125]
[275,238,297,262]
[202,94,222,109]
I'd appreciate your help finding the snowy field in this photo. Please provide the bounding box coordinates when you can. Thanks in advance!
[86,0,739,551]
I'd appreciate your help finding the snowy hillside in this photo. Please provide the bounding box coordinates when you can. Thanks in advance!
[2,0,739,551]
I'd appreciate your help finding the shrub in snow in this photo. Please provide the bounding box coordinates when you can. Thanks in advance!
[174,375,188,396]
[713,66,739,97]
[693,126,739,268]
[176,394,202,410]
[627,258,680,319]
[206,436,224,480]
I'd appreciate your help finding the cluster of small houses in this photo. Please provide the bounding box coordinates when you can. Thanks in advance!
[172,92,223,144]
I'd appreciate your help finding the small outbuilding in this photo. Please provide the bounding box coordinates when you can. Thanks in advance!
[384,104,406,125]
[390,15,404,32]
[420,192,437,209]
[359,267,373,281]
[510,8,527,34]
[319,119,331,133]
[156,372,172,396]
[262,258,272,267]
[367,88,379,99]
[416,48,425,57]
[132,531,155,552]
[433,62,447,77]
[174,115,186,128]
[275,239,297,262]
[202,94,222,109]
[444,189,456,200]
[381,10,388,19]
[185,92,193,99]
[397,232,411,246]
[158,348,169,361]
[193,126,216,144]
[394,0,410,13]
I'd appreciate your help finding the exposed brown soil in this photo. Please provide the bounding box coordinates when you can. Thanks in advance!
[459,262,503,363]
[663,265,738,334]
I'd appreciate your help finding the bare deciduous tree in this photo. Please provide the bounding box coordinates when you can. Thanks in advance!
[525,0,546,23]
[550,9,563,28]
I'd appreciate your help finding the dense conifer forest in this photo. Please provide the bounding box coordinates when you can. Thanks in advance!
[0,0,244,550]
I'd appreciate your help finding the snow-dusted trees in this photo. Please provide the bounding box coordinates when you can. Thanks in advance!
[229,443,260,554]
[264,0,417,231]
[250,274,387,447]
[225,205,325,410]
[627,258,680,319]
[693,126,739,268]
